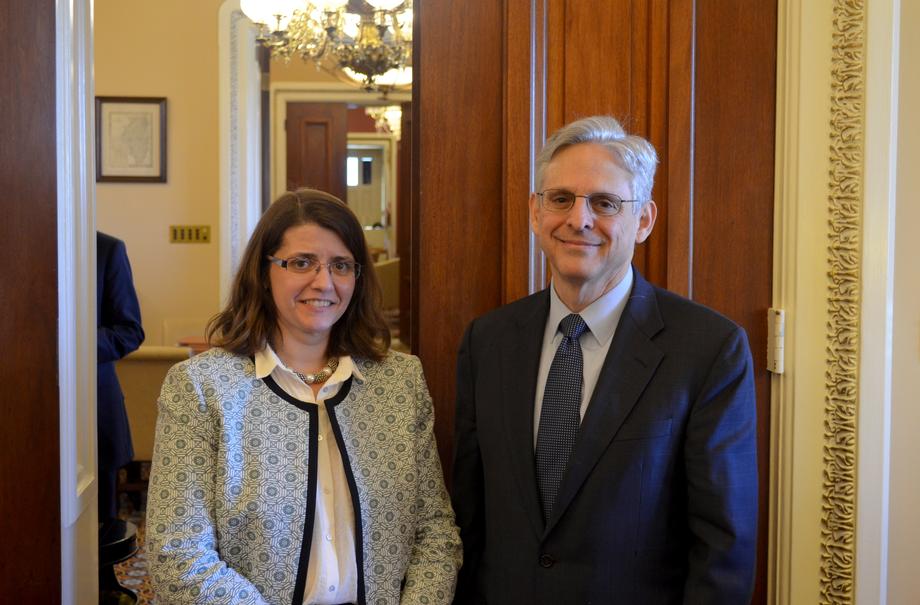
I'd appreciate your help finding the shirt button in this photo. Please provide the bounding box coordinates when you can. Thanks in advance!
[325,533,334,541]
[317,434,324,441]
[539,553,555,568]
[328,585,336,592]
[323,487,331,495]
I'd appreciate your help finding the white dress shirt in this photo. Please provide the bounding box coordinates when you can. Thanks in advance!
[255,345,362,605]
[533,267,634,444]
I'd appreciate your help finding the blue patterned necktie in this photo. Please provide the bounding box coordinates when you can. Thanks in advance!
[535,313,588,523]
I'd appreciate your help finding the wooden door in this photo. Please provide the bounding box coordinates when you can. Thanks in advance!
[416,0,505,474]
[691,5,776,599]
[0,0,62,599]
[416,0,775,601]
[396,101,413,349]
[285,102,348,201]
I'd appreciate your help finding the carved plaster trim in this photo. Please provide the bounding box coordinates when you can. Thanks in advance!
[218,1,261,302]
[820,1,865,603]
[229,9,243,273]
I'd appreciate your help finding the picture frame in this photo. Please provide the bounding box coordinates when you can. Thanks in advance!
[95,96,167,183]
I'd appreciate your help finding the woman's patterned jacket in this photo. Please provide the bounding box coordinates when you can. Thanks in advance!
[146,347,462,604]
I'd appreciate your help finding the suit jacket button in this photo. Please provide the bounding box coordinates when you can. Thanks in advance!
[539,554,555,568]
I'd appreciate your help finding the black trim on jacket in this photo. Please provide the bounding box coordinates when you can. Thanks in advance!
[261,374,356,605]
[326,379,367,605]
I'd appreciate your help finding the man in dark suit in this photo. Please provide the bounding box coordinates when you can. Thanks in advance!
[97,231,144,524]
[452,116,757,604]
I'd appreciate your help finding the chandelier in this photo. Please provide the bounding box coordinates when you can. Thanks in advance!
[240,0,413,92]
[365,105,403,139]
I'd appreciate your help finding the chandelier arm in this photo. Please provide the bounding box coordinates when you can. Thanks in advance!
[252,0,412,92]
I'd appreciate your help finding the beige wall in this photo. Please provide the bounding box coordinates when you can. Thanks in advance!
[271,54,342,84]
[95,0,225,345]
[889,0,920,598]
[93,1,384,346]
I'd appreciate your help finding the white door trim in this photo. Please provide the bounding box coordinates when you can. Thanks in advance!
[218,0,262,305]
[56,0,97,601]
[771,0,901,602]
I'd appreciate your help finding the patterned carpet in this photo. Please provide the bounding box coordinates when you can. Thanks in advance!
[113,506,153,604]
[110,462,155,605]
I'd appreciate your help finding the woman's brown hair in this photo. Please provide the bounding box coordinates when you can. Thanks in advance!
[206,188,390,360]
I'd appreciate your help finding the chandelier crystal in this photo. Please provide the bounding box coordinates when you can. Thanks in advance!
[240,0,413,92]
[365,105,403,139]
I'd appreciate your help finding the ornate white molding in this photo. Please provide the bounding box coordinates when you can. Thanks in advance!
[218,1,262,305]
[820,1,865,602]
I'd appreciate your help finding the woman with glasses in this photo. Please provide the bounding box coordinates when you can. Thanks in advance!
[146,189,461,605]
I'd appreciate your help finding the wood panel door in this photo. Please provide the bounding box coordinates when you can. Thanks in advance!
[543,0,694,295]
[0,0,62,599]
[416,0,505,475]
[396,101,413,349]
[417,0,775,602]
[285,102,348,201]
[692,4,776,600]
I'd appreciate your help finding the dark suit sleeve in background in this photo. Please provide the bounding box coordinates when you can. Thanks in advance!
[452,322,486,605]
[683,326,758,604]
[98,238,144,363]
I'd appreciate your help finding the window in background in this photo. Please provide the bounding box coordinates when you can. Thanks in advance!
[347,156,359,187]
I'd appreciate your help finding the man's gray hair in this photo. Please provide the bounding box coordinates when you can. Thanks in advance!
[535,116,659,204]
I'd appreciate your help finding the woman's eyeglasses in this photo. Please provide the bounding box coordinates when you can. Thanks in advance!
[267,255,361,278]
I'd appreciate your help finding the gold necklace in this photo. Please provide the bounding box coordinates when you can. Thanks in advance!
[293,356,339,385]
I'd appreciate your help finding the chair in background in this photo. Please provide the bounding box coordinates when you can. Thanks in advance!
[374,257,407,350]
[374,257,400,312]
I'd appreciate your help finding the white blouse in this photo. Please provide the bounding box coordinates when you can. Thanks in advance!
[255,345,361,605]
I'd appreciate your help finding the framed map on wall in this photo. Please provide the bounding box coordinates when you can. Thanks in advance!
[95,96,167,183]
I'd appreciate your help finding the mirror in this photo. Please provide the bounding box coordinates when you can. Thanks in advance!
[94,0,413,353]
[269,53,411,350]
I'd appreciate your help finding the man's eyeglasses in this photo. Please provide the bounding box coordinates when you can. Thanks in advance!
[536,189,642,217]
[267,255,361,278]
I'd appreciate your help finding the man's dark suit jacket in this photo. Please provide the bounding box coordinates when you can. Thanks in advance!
[452,269,757,605]
[97,231,144,518]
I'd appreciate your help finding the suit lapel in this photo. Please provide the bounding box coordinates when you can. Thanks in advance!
[545,272,665,533]
[500,291,550,538]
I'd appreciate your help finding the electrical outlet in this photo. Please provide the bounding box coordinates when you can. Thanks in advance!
[169,225,211,243]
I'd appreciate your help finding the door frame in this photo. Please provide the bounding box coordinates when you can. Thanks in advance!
[770,0,901,602]
[347,133,400,258]
[57,0,97,601]
[271,82,409,202]
[218,0,263,304]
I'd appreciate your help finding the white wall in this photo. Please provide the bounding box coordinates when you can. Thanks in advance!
[888,0,920,599]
